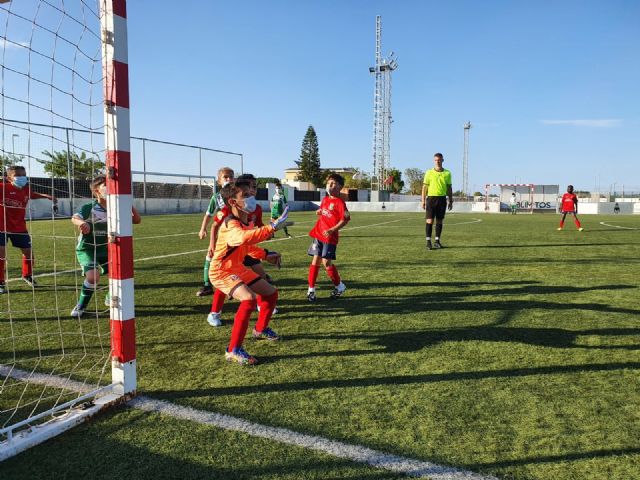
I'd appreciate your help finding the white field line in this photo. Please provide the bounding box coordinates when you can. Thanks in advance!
[8,216,481,283]
[599,221,639,230]
[0,366,496,479]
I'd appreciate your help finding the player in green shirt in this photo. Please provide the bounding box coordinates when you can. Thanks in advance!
[270,182,291,238]
[196,166,234,296]
[70,176,141,317]
[420,153,453,250]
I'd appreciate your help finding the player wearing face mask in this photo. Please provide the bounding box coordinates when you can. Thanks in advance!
[70,175,141,317]
[271,182,291,238]
[0,166,57,293]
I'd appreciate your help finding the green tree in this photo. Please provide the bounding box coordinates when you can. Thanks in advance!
[342,168,372,190]
[256,177,280,188]
[295,125,322,187]
[38,150,105,180]
[1,153,24,172]
[403,168,424,195]
[386,168,404,194]
[473,191,483,197]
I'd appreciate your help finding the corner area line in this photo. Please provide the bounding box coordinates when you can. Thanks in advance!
[599,221,639,230]
[131,395,496,480]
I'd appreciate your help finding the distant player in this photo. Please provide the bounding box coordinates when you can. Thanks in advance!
[0,166,57,294]
[421,153,453,249]
[557,185,583,231]
[209,179,290,365]
[509,192,517,215]
[206,173,277,327]
[271,182,291,238]
[71,176,141,317]
[614,202,620,214]
[307,173,350,302]
[196,167,234,297]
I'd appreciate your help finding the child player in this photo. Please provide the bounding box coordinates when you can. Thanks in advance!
[209,179,290,365]
[196,166,234,297]
[306,173,350,302]
[557,185,584,231]
[271,182,291,238]
[1,166,57,293]
[70,176,141,317]
[206,173,275,327]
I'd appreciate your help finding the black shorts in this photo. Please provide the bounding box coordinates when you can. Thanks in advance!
[0,231,32,248]
[426,196,447,220]
[307,238,337,260]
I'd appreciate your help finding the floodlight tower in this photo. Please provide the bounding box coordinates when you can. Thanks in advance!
[462,121,472,197]
[369,15,397,191]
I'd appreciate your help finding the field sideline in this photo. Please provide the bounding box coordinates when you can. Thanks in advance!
[1,212,639,480]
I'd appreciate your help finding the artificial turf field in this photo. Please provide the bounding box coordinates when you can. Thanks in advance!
[1,211,639,480]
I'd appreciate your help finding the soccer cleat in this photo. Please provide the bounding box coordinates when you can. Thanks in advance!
[0,282,6,294]
[207,312,222,327]
[225,347,258,365]
[426,240,433,250]
[22,276,38,288]
[307,290,317,302]
[252,327,280,341]
[330,282,346,299]
[434,240,443,249]
[557,227,563,231]
[578,227,584,231]
[71,304,85,318]
[196,285,214,297]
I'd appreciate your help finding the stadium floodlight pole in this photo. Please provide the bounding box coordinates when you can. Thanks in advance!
[101,0,136,398]
[11,133,18,154]
[462,121,472,198]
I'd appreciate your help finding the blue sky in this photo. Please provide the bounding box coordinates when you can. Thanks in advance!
[6,1,637,193]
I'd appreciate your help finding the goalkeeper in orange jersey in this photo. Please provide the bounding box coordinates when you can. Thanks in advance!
[209,179,292,365]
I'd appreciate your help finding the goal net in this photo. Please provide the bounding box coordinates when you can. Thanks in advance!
[484,184,561,213]
[1,0,134,459]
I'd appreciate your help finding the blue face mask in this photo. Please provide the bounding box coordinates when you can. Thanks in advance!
[239,196,257,213]
[12,176,28,188]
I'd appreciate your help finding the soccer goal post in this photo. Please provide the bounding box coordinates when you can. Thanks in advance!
[1,0,135,460]
[484,184,535,214]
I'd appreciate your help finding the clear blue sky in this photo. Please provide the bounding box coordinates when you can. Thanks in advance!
[126,0,639,193]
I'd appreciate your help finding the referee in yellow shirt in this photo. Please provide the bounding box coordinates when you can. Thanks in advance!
[420,153,453,249]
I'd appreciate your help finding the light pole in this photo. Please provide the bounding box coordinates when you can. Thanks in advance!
[11,134,19,155]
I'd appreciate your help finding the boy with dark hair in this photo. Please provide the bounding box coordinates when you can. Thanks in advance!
[306,173,350,302]
[271,182,291,238]
[0,165,57,293]
[558,185,583,231]
[210,180,290,365]
[196,166,234,297]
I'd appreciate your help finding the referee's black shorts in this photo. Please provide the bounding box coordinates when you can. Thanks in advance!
[426,196,447,220]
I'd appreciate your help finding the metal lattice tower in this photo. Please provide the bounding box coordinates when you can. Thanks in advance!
[369,15,397,191]
[462,121,472,197]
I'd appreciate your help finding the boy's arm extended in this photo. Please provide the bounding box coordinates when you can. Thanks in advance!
[226,221,275,247]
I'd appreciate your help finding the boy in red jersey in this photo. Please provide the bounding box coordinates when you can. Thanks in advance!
[1,166,57,293]
[209,179,290,365]
[206,173,275,327]
[558,185,583,231]
[307,173,350,302]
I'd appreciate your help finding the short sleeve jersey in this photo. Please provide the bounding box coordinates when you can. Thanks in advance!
[561,193,578,212]
[509,195,517,206]
[206,192,225,217]
[309,196,350,245]
[423,169,452,197]
[271,192,287,217]
[0,182,41,232]
[74,200,108,254]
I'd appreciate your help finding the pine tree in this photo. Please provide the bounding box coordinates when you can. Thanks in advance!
[295,126,322,187]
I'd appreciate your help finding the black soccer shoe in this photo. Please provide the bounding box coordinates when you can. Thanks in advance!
[307,291,317,303]
[196,285,214,297]
[434,240,443,249]
[426,240,433,250]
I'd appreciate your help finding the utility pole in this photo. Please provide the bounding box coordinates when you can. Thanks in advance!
[462,121,472,198]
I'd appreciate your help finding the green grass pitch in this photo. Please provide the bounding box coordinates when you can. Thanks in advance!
[1,211,640,479]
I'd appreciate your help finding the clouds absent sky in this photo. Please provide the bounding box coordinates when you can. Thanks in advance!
[125,1,638,191]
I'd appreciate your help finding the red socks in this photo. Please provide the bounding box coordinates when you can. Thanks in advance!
[308,265,320,288]
[326,265,341,286]
[574,218,582,228]
[22,254,33,277]
[228,299,256,352]
[255,290,278,332]
[211,289,226,313]
[559,220,565,228]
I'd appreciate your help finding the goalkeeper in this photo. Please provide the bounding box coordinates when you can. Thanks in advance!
[209,179,292,366]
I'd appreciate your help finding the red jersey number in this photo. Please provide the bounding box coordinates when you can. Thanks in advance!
[309,196,349,245]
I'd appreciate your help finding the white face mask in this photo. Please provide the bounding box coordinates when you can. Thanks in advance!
[239,195,257,213]
[275,188,281,194]
[326,187,333,196]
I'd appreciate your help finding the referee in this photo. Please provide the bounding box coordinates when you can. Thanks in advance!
[420,153,453,250]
